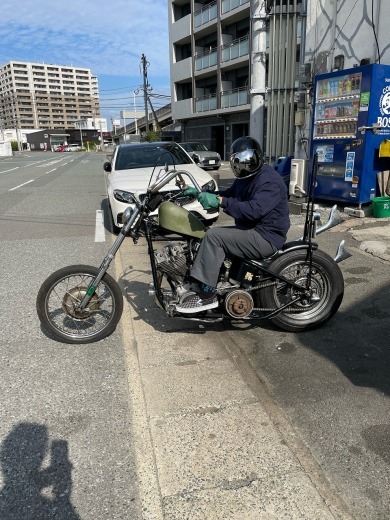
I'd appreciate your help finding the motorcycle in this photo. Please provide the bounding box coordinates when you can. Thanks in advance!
[36,157,351,344]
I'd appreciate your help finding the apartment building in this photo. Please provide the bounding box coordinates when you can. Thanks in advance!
[169,0,390,164]
[169,0,303,161]
[169,0,252,159]
[0,61,100,131]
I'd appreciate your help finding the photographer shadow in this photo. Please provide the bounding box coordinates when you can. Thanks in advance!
[0,423,79,520]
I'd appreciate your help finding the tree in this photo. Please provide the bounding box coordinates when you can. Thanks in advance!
[141,130,161,142]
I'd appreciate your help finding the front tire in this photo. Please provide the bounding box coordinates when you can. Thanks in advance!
[36,265,123,344]
[259,249,344,332]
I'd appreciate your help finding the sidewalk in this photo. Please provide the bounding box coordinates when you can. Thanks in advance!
[116,235,356,520]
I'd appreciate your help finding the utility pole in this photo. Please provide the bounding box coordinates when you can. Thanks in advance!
[147,96,159,131]
[249,0,267,149]
[141,54,149,132]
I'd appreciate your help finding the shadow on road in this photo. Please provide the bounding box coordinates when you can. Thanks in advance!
[0,423,80,519]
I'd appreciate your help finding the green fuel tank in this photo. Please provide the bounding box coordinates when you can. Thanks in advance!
[158,201,207,238]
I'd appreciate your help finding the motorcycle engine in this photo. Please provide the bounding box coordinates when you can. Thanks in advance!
[154,242,189,283]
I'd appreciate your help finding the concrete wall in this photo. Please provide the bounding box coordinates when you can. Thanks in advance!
[305,0,390,72]
[0,141,12,156]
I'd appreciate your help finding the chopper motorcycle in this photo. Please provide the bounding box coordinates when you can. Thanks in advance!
[36,159,350,344]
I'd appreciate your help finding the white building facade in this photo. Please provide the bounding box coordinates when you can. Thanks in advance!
[0,61,100,131]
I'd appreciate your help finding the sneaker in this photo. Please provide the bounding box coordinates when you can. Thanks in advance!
[176,294,218,314]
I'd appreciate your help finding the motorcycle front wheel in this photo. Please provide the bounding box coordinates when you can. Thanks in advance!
[259,249,344,332]
[36,265,123,344]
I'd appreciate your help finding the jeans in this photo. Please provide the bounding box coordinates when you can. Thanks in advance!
[190,226,277,288]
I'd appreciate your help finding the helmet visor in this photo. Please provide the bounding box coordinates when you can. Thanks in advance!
[230,149,259,177]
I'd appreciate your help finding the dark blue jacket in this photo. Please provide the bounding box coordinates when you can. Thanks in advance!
[220,164,290,249]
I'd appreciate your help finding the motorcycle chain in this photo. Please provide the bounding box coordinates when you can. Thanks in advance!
[242,281,317,314]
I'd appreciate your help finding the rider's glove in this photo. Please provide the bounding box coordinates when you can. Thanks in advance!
[183,186,199,197]
[198,192,220,210]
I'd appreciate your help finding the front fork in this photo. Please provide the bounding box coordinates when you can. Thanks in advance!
[78,208,140,310]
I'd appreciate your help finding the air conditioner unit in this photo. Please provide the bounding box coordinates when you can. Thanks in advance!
[289,159,308,197]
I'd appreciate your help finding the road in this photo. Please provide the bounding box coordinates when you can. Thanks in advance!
[218,161,390,519]
[0,152,140,519]
[0,153,389,519]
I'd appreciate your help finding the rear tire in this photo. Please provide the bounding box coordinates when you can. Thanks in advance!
[36,265,123,344]
[259,249,344,332]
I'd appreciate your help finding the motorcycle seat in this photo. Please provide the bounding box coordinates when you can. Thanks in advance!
[246,239,317,268]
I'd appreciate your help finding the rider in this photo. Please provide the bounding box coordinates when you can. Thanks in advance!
[176,136,291,314]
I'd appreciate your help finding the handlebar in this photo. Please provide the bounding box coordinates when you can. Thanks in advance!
[148,168,203,194]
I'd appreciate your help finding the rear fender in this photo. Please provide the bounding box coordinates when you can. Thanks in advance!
[248,240,318,269]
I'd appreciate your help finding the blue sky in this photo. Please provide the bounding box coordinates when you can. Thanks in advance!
[0,0,171,127]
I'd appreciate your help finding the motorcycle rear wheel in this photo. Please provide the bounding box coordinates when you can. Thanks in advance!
[36,265,123,344]
[259,249,344,332]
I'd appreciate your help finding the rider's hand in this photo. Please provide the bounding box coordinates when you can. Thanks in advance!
[183,186,199,197]
[198,192,220,209]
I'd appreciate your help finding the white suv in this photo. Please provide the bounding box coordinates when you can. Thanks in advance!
[66,144,83,152]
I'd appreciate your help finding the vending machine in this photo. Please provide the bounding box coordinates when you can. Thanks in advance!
[311,63,390,204]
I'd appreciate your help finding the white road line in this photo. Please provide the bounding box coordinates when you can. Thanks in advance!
[9,179,34,191]
[95,210,106,242]
[46,168,57,173]
[1,167,19,173]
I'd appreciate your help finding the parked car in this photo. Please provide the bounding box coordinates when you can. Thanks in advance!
[55,144,67,152]
[179,142,221,170]
[66,143,83,152]
[103,142,219,232]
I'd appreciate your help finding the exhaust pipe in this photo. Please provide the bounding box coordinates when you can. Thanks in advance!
[334,240,352,263]
[316,205,342,235]
[296,205,342,241]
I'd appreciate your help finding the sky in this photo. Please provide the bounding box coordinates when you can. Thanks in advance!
[0,0,171,128]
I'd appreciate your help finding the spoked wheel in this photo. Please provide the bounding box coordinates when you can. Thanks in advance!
[36,265,123,344]
[260,249,344,332]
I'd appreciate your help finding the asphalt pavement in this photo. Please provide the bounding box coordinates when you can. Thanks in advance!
[115,188,390,519]
[2,154,389,518]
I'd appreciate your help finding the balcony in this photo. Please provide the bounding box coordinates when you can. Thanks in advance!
[195,93,218,112]
[194,1,217,28]
[171,13,191,43]
[172,57,192,82]
[195,47,217,72]
[221,87,249,108]
[221,35,249,63]
[221,0,249,15]
[195,88,249,113]
[171,98,192,120]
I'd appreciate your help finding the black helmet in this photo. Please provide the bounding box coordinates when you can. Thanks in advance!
[230,136,264,179]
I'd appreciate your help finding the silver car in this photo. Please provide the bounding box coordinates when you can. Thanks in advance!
[179,142,221,170]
